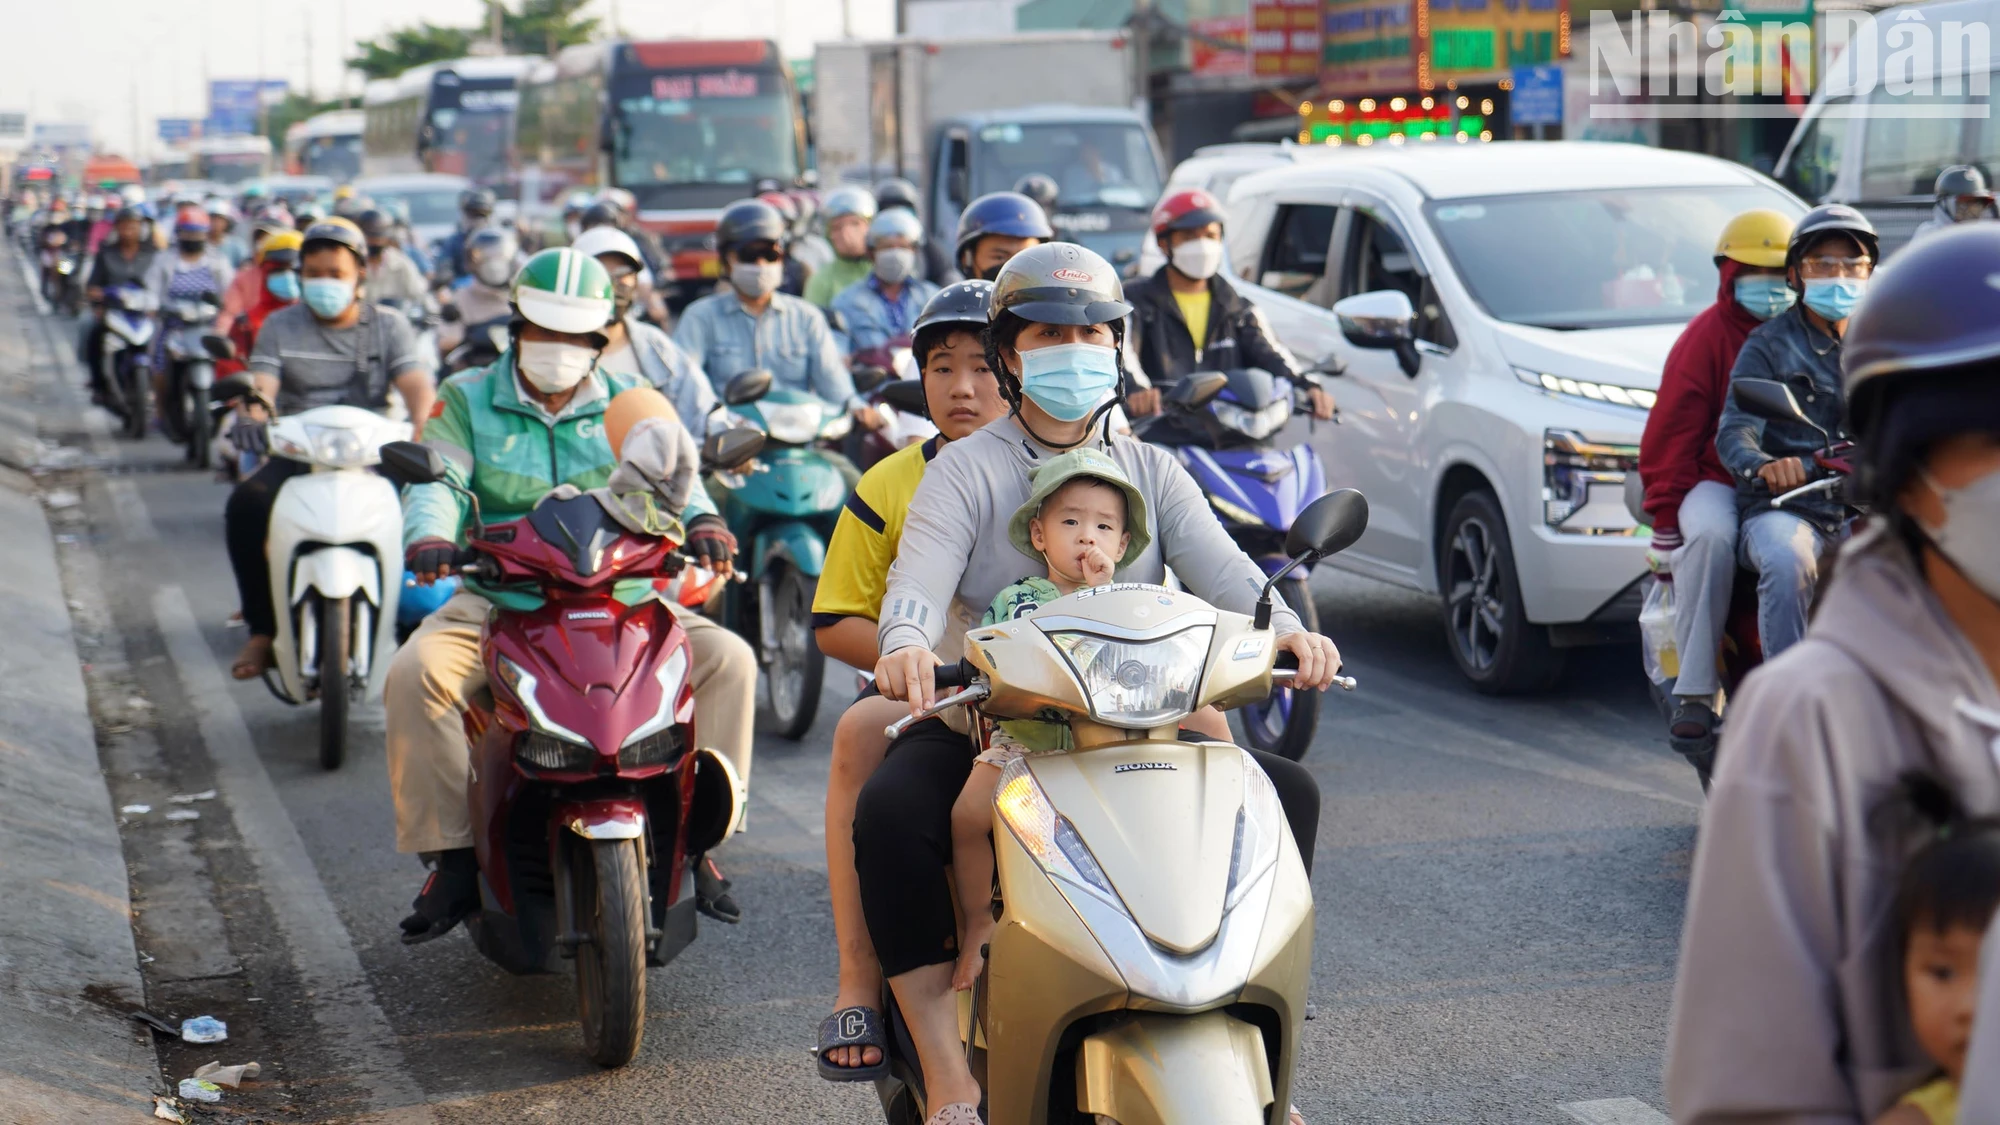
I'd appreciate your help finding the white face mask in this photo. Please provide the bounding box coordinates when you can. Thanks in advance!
[873,246,916,285]
[1171,237,1225,281]
[1920,465,2000,602]
[517,340,596,394]
[731,260,783,299]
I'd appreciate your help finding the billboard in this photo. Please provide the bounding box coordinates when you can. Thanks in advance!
[207,79,288,136]
[1191,15,1251,77]
[1320,0,1417,94]
[157,118,197,143]
[1253,0,1324,80]
[32,121,91,149]
[1422,0,1569,84]
[0,112,25,142]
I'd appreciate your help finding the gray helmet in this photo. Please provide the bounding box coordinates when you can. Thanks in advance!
[715,199,788,255]
[874,176,920,214]
[988,242,1131,326]
[1012,173,1060,213]
[822,185,877,223]
[914,279,995,335]
[1935,164,1992,204]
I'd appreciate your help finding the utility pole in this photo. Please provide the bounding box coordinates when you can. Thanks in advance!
[1132,0,1151,121]
[305,8,316,103]
[490,1,505,52]
[842,0,853,40]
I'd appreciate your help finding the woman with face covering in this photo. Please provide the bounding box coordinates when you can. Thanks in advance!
[1668,222,2000,1124]
[854,242,1342,1125]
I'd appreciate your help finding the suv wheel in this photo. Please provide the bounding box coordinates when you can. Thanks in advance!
[1438,489,1565,694]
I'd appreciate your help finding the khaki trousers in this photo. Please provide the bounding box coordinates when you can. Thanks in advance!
[384,591,757,855]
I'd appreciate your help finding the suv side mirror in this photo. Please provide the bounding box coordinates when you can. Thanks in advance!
[701,427,765,472]
[1168,370,1229,410]
[379,440,448,487]
[725,368,774,406]
[881,379,929,416]
[1285,487,1370,560]
[1332,289,1420,378]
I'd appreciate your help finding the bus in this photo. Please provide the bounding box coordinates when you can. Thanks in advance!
[191,135,273,186]
[362,55,538,191]
[285,109,365,181]
[518,39,806,297]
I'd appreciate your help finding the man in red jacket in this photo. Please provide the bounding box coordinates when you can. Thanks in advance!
[1638,208,1796,747]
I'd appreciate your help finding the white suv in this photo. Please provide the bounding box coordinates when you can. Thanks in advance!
[1218,142,1803,692]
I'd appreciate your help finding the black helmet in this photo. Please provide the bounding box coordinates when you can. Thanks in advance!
[113,205,146,225]
[1012,173,1060,213]
[715,199,788,255]
[954,191,1055,265]
[355,208,394,241]
[579,202,621,232]
[914,279,996,334]
[989,242,1131,326]
[459,188,496,217]
[1935,164,1992,203]
[875,177,921,214]
[1786,203,1880,275]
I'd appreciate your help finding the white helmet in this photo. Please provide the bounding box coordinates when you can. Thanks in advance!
[569,224,645,270]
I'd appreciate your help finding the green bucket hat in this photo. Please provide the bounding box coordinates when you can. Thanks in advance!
[1007,448,1151,569]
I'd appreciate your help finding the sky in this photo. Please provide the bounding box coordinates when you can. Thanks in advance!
[0,0,896,160]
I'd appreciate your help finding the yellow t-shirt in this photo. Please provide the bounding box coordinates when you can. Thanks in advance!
[812,434,942,626]
[1899,1076,1958,1125]
[1173,287,1212,358]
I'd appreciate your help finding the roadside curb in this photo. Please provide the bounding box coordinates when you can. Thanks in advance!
[0,257,160,1119]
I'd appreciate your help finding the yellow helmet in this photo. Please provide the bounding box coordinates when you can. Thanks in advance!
[1714,209,1795,268]
[255,230,304,266]
[333,183,356,200]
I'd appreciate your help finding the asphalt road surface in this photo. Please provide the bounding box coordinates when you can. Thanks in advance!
[13,270,1699,1124]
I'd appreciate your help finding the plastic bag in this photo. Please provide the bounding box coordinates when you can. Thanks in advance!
[1639,576,1680,684]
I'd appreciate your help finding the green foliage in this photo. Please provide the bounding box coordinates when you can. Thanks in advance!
[501,0,600,56]
[349,22,476,81]
[263,92,348,147]
[346,2,598,83]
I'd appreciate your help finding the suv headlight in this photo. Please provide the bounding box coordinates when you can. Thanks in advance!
[994,760,1123,910]
[1049,625,1212,728]
[1514,366,1657,410]
[495,655,593,746]
[1212,399,1289,440]
[1543,429,1641,535]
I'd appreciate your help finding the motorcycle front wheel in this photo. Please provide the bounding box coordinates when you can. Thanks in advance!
[317,595,349,771]
[764,565,824,741]
[1235,577,1321,762]
[159,369,192,444]
[186,384,211,468]
[573,837,647,1067]
[120,364,149,441]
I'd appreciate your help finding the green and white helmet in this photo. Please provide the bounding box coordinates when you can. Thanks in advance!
[510,247,616,336]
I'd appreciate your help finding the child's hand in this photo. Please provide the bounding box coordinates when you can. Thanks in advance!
[1080,546,1116,587]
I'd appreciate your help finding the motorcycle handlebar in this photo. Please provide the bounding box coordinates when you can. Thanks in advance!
[932,659,974,690]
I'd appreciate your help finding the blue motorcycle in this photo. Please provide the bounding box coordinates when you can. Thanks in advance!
[1139,366,1330,760]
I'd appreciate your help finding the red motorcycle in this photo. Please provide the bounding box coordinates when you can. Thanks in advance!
[378,430,761,1067]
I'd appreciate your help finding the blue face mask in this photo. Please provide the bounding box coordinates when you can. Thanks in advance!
[1018,341,1121,421]
[301,277,355,319]
[1802,277,1866,321]
[1733,275,1795,321]
[266,270,300,302]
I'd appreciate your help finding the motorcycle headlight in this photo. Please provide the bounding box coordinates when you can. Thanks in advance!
[1212,399,1290,440]
[759,401,822,445]
[994,760,1124,910]
[518,730,596,772]
[619,645,689,751]
[819,410,853,441]
[305,424,373,468]
[1224,749,1286,910]
[495,655,593,746]
[1048,625,1212,728]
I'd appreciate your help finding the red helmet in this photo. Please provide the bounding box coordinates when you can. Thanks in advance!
[1151,188,1226,238]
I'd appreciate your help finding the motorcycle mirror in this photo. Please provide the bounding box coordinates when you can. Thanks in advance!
[724,368,773,406]
[378,440,449,487]
[208,374,254,405]
[701,427,765,472]
[1168,370,1230,410]
[438,303,463,324]
[852,365,891,395]
[880,378,929,417]
[1256,488,1369,629]
[1731,377,1831,447]
[200,334,236,361]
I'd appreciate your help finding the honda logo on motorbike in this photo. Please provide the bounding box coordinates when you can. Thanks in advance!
[1113,762,1175,773]
[566,609,612,621]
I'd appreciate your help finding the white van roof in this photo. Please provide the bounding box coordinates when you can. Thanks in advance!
[1236,141,1770,200]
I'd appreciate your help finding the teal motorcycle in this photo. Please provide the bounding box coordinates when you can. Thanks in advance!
[711,371,861,740]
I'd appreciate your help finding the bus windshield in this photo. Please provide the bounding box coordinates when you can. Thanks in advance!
[610,67,798,208]
[203,154,266,186]
[303,136,363,182]
[428,106,511,185]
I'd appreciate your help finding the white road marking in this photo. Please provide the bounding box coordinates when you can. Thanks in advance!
[1560,1097,1672,1125]
[156,571,436,1122]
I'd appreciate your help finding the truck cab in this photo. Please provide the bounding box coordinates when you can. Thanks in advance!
[928,105,1165,277]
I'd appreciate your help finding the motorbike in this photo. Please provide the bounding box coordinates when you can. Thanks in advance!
[39,230,81,315]
[224,390,409,771]
[158,294,223,465]
[441,307,511,376]
[1136,363,1333,761]
[873,489,1367,1125]
[852,340,935,472]
[710,370,854,740]
[101,283,158,441]
[375,426,765,1068]
[1630,376,1859,789]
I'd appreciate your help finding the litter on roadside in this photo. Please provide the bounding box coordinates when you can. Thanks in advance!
[193,1060,260,1087]
[168,790,217,804]
[120,804,151,815]
[152,1096,187,1122]
[164,810,200,822]
[131,1009,179,1036]
[176,1078,222,1103]
[179,1015,227,1043]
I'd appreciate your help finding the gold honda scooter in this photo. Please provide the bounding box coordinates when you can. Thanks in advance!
[877,489,1369,1125]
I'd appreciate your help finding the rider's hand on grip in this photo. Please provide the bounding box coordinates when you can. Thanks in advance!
[875,646,942,717]
[1275,629,1342,692]
[407,538,457,586]
[683,516,738,576]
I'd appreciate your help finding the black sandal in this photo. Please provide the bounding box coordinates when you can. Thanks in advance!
[398,851,479,945]
[816,1005,889,1082]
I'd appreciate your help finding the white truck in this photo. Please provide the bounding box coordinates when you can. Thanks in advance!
[813,32,1163,273]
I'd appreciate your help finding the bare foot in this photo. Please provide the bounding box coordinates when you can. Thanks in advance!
[952,916,995,992]
[231,634,273,680]
[1289,1105,1307,1125]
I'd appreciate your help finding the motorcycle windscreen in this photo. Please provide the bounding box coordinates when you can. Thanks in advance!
[526,493,627,579]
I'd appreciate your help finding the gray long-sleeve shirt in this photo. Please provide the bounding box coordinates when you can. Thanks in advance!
[878,416,1304,658]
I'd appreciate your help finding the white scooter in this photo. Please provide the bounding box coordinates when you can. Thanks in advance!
[261,404,409,770]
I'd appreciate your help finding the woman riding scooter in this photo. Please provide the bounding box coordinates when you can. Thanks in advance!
[856,242,1342,1125]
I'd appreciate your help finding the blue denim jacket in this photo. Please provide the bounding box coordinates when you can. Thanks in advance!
[673,289,860,409]
[621,317,718,440]
[1714,304,1850,528]
[828,274,940,355]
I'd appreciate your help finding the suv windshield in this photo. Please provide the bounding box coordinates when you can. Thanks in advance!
[1424,185,1803,329]
[973,122,1162,208]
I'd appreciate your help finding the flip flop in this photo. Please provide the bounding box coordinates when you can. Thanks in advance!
[925,1104,981,1125]
[815,1005,890,1083]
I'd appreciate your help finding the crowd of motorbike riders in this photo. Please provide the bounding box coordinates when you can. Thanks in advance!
[8,150,2000,1124]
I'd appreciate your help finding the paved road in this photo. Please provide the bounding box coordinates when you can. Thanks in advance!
[15,271,1699,1123]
